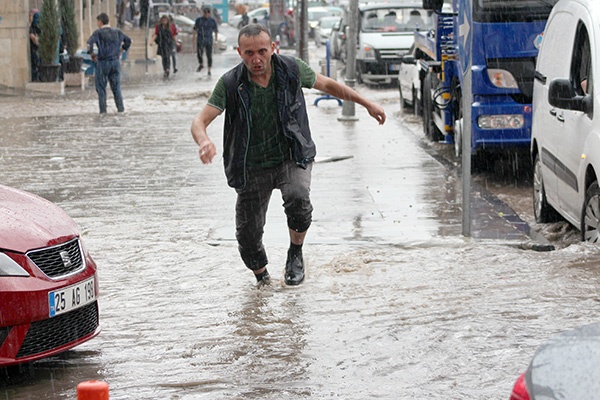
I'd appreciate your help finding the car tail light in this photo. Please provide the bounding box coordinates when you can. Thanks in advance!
[509,373,530,400]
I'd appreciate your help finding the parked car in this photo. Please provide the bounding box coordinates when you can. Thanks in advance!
[530,0,600,241]
[229,6,269,29]
[509,321,600,399]
[329,16,347,61]
[0,185,100,367]
[308,6,344,39]
[314,16,342,46]
[398,43,425,115]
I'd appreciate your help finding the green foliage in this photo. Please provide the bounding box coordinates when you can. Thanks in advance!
[59,0,79,56]
[38,0,60,64]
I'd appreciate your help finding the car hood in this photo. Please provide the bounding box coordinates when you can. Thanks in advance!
[0,185,79,253]
[359,31,413,51]
[526,322,600,399]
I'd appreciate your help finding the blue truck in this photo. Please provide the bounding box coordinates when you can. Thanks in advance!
[415,0,558,158]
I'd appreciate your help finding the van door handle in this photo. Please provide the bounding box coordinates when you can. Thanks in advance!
[550,109,557,116]
[557,114,565,122]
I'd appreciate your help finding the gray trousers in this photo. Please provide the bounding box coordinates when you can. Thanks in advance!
[235,159,313,271]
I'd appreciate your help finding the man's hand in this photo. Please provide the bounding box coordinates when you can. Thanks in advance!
[198,139,217,164]
[90,53,97,62]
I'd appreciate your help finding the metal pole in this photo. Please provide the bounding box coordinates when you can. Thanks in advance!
[338,0,358,121]
[461,0,472,237]
[298,0,308,62]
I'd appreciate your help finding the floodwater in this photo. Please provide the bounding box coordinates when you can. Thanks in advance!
[2,38,600,400]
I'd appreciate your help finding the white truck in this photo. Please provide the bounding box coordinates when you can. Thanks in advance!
[355,1,434,85]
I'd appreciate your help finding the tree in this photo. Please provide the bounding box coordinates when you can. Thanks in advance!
[59,0,78,57]
[59,0,83,73]
[38,0,60,65]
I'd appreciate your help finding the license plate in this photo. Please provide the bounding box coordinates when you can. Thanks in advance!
[49,277,95,317]
[390,64,401,71]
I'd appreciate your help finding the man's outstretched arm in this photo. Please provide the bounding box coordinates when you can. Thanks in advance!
[313,74,386,125]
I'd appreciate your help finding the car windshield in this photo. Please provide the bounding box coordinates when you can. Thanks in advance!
[360,8,433,33]
[473,0,560,22]
[319,17,340,29]
[308,8,343,22]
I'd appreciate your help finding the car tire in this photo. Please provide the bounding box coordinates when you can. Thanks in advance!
[581,180,600,242]
[453,94,463,159]
[412,87,421,116]
[423,73,443,141]
[533,153,559,224]
[399,84,407,114]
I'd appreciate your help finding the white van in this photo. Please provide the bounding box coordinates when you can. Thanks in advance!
[531,0,599,241]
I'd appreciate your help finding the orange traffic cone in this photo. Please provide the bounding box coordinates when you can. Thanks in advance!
[77,380,109,400]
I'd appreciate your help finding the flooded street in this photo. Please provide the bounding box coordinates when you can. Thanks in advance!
[2,31,600,399]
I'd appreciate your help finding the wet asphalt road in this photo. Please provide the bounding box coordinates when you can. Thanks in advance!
[1,25,600,399]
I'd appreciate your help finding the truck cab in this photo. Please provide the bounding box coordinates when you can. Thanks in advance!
[416,0,558,158]
[356,2,434,85]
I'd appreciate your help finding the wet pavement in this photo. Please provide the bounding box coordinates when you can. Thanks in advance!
[2,25,600,399]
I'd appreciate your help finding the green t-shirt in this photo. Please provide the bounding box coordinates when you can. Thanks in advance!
[207,58,317,168]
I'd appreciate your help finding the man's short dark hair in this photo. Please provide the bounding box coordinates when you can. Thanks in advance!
[97,12,109,25]
[238,23,271,44]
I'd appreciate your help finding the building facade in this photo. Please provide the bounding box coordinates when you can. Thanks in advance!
[0,0,116,89]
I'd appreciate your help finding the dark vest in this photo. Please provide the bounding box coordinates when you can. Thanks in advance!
[221,54,316,189]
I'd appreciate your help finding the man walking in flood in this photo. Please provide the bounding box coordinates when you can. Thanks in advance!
[193,6,218,76]
[190,24,385,286]
[87,13,131,114]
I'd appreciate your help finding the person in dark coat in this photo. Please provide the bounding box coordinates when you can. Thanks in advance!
[139,0,149,28]
[29,9,41,82]
[193,6,218,75]
[87,13,131,114]
[151,15,176,78]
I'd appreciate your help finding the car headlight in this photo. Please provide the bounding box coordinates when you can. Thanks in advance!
[362,44,376,60]
[478,114,524,130]
[0,253,30,277]
[487,69,519,89]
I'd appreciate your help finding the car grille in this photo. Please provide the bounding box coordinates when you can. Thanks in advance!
[16,301,99,359]
[27,238,84,278]
[376,49,404,64]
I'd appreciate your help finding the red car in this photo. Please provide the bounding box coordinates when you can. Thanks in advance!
[0,185,100,367]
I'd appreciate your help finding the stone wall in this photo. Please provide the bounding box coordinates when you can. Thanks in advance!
[0,0,115,89]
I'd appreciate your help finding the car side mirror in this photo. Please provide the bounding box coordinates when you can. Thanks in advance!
[423,0,443,10]
[402,54,416,64]
[549,78,593,113]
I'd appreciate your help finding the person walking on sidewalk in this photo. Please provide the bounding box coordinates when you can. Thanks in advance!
[193,6,218,76]
[151,15,177,78]
[190,24,386,286]
[87,12,131,114]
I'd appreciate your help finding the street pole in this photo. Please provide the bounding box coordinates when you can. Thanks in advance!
[298,0,309,62]
[338,0,358,121]
[461,0,472,237]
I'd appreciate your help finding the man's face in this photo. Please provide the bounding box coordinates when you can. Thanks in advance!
[237,32,274,78]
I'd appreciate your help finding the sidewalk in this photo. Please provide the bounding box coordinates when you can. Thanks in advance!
[197,55,540,247]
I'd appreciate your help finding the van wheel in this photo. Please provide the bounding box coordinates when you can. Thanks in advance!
[533,153,560,223]
[581,181,600,242]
